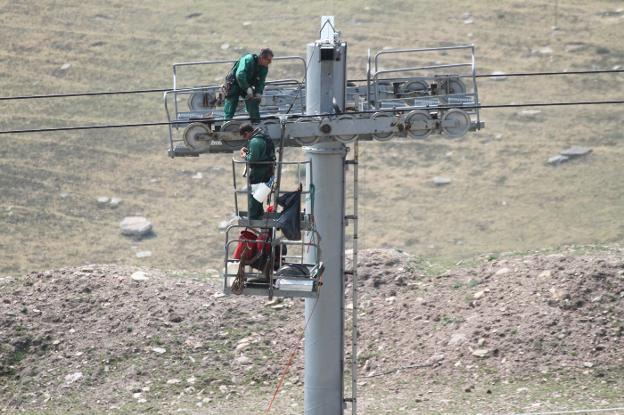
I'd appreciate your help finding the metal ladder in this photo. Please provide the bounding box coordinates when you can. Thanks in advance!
[344,139,360,415]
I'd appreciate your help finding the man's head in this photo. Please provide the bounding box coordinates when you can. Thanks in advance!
[239,123,255,140]
[258,48,273,67]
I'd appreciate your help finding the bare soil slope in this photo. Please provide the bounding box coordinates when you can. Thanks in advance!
[2,248,623,414]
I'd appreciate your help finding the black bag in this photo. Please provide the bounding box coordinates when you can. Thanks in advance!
[222,70,237,97]
[277,190,302,241]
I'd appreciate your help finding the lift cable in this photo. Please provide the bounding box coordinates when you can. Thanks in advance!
[0,68,622,102]
[0,87,170,101]
[1,99,623,136]
[475,68,624,78]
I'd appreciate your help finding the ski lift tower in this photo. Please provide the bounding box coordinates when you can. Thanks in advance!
[303,16,349,415]
[164,15,483,415]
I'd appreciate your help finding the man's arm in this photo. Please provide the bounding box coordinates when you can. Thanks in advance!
[235,55,254,93]
[255,66,269,95]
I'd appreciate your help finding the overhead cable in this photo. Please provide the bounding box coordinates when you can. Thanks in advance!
[0,69,622,102]
[1,99,623,135]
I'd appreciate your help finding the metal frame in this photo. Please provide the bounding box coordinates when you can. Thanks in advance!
[367,45,481,127]
[171,55,307,114]
[230,158,313,220]
[222,225,323,298]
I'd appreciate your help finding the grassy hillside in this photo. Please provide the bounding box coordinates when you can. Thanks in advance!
[0,0,623,275]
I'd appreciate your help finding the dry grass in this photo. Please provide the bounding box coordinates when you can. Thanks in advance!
[0,0,623,276]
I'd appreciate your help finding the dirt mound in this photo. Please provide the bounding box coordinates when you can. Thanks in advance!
[1,249,623,412]
[0,265,305,412]
[348,249,624,380]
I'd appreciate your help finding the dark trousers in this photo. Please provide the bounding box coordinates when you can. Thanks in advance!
[224,95,261,123]
[248,193,264,220]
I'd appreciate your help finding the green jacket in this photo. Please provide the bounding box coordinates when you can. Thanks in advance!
[246,132,275,184]
[235,54,269,96]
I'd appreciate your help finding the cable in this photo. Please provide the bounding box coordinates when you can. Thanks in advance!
[0,87,171,101]
[264,294,322,414]
[0,121,182,135]
[1,69,622,102]
[475,69,624,78]
[510,407,624,415]
[1,99,623,136]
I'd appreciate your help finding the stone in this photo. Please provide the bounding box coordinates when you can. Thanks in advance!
[131,271,149,281]
[565,43,586,53]
[235,342,250,352]
[549,287,569,301]
[235,355,251,365]
[220,43,230,50]
[533,46,553,55]
[166,378,181,384]
[518,109,542,118]
[538,270,552,278]
[548,155,570,165]
[136,251,152,258]
[448,333,467,346]
[152,347,166,354]
[64,372,83,385]
[472,349,490,358]
[495,267,511,275]
[97,196,110,206]
[432,176,451,186]
[429,353,445,363]
[192,172,203,179]
[560,146,592,158]
[109,197,122,208]
[473,290,485,299]
[120,216,153,238]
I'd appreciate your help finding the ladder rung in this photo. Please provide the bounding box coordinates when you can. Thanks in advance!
[345,215,358,220]
[345,160,358,165]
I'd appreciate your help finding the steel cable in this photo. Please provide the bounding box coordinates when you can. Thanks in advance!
[1,99,623,135]
[0,69,622,102]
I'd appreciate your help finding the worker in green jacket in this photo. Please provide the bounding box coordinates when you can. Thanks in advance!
[239,123,276,219]
[223,48,273,123]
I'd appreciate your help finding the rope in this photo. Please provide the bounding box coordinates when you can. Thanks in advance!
[264,292,321,414]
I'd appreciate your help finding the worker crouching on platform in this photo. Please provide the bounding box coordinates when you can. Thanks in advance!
[239,123,276,220]
[223,48,273,123]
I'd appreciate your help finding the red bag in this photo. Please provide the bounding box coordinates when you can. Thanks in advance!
[233,229,257,261]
